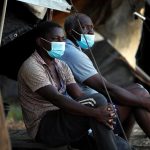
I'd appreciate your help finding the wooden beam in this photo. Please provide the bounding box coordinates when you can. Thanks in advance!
[47,9,53,21]
[0,91,11,150]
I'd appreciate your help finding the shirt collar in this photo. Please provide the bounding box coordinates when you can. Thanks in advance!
[33,50,60,66]
[32,50,47,65]
[65,39,82,51]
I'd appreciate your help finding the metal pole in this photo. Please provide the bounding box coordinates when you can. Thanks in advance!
[0,0,8,46]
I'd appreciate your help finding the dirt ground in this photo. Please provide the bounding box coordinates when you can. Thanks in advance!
[129,123,150,150]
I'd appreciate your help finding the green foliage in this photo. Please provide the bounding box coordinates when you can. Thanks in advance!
[7,104,23,121]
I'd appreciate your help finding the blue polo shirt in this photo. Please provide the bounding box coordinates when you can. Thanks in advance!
[60,39,98,95]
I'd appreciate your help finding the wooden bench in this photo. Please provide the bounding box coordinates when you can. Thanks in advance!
[9,129,76,150]
[9,124,150,150]
[7,124,150,150]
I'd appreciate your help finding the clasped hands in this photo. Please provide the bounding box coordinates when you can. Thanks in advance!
[95,104,117,130]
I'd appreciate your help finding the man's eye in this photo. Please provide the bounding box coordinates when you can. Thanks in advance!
[82,26,86,30]
[52,37,65,41]
[52,37,57,40]
[52,37,59,41]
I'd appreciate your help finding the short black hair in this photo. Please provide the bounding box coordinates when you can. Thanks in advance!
[34,21,62,38]
[64,13,90,33]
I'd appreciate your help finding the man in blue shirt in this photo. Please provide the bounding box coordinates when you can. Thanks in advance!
[61,13,150,139]
[62,38,98,95]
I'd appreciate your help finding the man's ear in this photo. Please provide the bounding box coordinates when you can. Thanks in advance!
[36,37,41,46]
[67,29,73,35]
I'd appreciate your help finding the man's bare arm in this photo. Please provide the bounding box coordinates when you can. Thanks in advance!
[83,73,150,111]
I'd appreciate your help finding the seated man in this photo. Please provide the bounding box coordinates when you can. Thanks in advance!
[17,21,127,150]
[60,13,150,139]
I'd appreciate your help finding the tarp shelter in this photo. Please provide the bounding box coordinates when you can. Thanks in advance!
[17,0,72,14]
[0,0,71,79]
[1,0,71,46]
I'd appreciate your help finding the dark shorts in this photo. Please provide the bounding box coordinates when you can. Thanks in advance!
[35,93,108,147]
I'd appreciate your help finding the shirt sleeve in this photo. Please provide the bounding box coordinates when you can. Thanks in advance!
[61,44,98,83]
[20,60,51,92]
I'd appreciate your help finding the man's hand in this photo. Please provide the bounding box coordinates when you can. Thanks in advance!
[94,104,116,129]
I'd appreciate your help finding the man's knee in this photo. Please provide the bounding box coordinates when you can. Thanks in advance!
[126,83,149,97]
[89,93,108,106]
[78,93,107,107]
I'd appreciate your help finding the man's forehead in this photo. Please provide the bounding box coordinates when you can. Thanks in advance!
[75,16,93,27]
[79,15,92,22]
[48,27,64,36]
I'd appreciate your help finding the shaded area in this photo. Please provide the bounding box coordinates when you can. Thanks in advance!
[86,40,135,87]
[136,1,150,91]
[0,0,42,80]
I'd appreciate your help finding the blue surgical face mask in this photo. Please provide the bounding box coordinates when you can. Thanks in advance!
[41,38,65,59]
[48,42,65,58]
[72,30,95,49]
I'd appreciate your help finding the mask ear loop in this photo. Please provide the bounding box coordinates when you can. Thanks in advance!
[72,29,80,35]
[40,37,51,44]
[70,29,78,40]
[69,0,132,148]
[40,37,51,52]
[69,29,81,45]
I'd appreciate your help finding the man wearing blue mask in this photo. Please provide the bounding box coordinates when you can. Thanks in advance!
[61,13,150,139]
[71,29,95,49]
[17,21,128,150]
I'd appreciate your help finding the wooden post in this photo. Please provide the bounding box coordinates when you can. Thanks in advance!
[0,0,8,46]
[47,9,53,21]
[0,0,11,149]
[0,91,11,150]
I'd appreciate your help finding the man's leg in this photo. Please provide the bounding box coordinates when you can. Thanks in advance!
[78,93,117,150]
[115,105,134,139]
[71,93,117,150]
[79,93,131,150]
[69,131,97,150]
[36,93,118,150]
[126,83,150,138]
